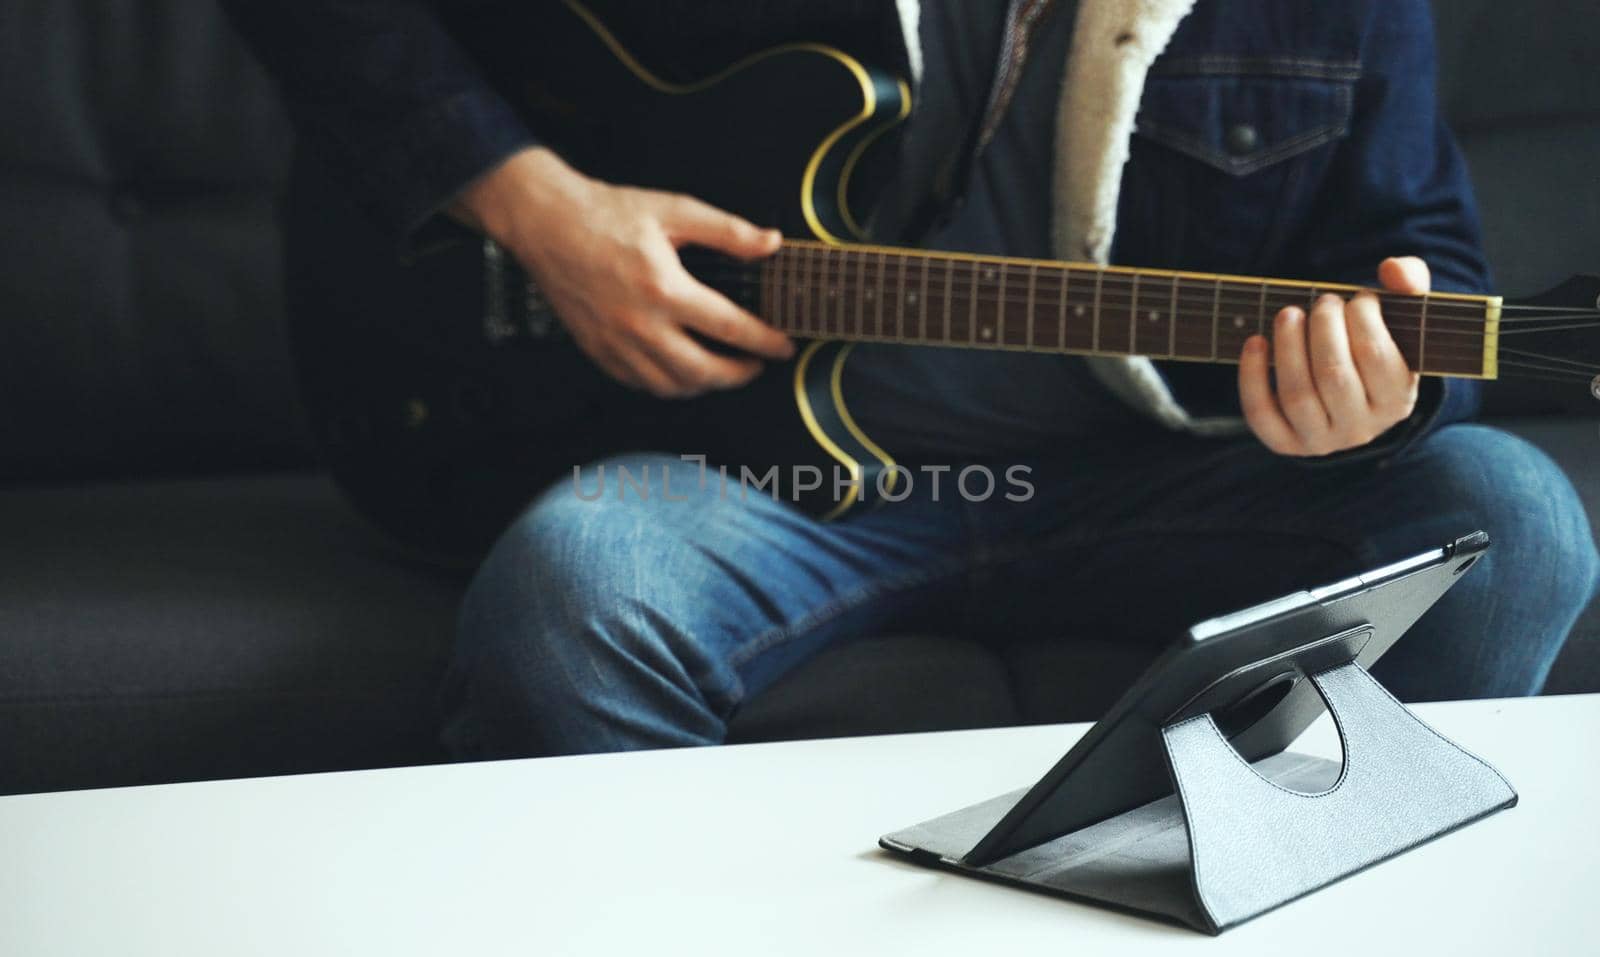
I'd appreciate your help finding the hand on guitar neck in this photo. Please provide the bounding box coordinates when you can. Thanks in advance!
[453,145,794,398]
[454,148,1429,458]
[1238,256,1428,457]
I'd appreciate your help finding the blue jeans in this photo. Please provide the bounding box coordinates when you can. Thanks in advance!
[440,425,1598,759]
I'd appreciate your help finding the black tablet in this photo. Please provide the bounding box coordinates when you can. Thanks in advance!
[942,530,1490,867]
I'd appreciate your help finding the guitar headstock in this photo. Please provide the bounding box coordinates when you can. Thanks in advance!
[1496,274,1600,399]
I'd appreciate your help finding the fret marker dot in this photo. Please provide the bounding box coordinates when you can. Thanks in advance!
[983,268,997,281]
[1148,310,1160,323]
[981,327,994,341]
[865,290,875,300]
[907,293,919,306]
[1233,316,1245,329]
[1073,305,1086,318]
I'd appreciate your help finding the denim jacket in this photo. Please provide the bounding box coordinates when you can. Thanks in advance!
[224,0,1488,462]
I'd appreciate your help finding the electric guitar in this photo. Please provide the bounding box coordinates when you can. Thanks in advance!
[285,0,1600,558]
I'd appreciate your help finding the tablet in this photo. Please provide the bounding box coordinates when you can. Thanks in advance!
[920,530,1489,867]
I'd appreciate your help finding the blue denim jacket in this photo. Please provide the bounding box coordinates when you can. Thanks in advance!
[224,0,1488,461]
[1113,1,1488,458]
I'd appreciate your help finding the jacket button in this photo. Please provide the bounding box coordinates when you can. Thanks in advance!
[1225,123,1260,155]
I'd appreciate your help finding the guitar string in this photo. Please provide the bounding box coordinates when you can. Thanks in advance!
[1497,363,1600,384]
[687,264,1595,325]
[745,271,1504,321]
[1493,367,1599,386]
[732,251,1587,318]
[524,256,1596,376]
[748,277,1520,370]
[678,250,1593,322]
[743,283,1560,345]
[745,247,1600,318]
[742,265,1593,323]
[1499,349,1600,374]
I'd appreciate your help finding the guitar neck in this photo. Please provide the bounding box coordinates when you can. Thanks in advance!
[755,240,1500,379]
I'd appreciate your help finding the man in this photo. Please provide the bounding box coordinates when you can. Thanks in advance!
[228,0,1597,759]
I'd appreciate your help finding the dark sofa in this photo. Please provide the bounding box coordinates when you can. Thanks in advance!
[3,0,1597,795]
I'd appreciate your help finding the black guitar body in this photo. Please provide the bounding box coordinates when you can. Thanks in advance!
[286,1,910,557]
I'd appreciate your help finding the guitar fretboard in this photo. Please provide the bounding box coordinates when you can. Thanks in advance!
[755,240,1498,378]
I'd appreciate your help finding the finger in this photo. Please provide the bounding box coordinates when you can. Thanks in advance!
[1378,256,1431,294]
[1346,291,1417,417]
[638,325,764,395]
[556,304,647,391]
[612,341,690,398]
[1238,335,1302,454]
[663,196,782,260]
[673,280,795,360]
[1306,293,1368,428]
[1272,306,1333,448]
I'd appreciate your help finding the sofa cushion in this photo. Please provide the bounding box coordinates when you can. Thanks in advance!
[1432,0,1600,417]
[0,474,460,793]
[0,474,1047,793]
[0,0,308,480]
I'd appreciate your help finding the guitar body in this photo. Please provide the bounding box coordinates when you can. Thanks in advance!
[286,0,911,556]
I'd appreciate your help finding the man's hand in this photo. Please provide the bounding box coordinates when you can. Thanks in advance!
[1239,257,1428,457]
[455,147,793,398]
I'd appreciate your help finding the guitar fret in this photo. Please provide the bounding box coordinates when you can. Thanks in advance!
[993,263,1007,345]
[838,248,851,337]
[1256,282,1268,338]
[779,247,791,334]
[795,245,808,335]
[835,246,847,336]
[800,245,811,336]
[1127,272,1141,354]
[1168,277,1179,358]
[969,260,980,344]
[855,247,866,339]
[1418,293,1431,374]
[919,255,930,342]
[1026,264,1037,349]
[1057,267,1069,350]
[875,251,886,339]
[820,245,832,335]
[1092,269,1104,352]
[810,244,823,336]
[934,260,947,347]
[770,255,780,329]
[897,254,908,341]
[1210,277,1221,360]
[773,249,782,332]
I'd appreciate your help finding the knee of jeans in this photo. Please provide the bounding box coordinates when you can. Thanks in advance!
[1418,425,1600,609]
[447,477,722,722]
[457,486,644,662]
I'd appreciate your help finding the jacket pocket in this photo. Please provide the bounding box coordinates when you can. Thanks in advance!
[1117,57,1359,271]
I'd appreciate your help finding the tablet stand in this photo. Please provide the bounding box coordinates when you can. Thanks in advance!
[880,661,1517,934]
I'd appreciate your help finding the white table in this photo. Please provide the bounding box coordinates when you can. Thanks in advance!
[2,694,1596,955]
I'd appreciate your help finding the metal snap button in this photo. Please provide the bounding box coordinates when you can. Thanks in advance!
[1222,125,1260,157]
[1225,123,1260,156]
